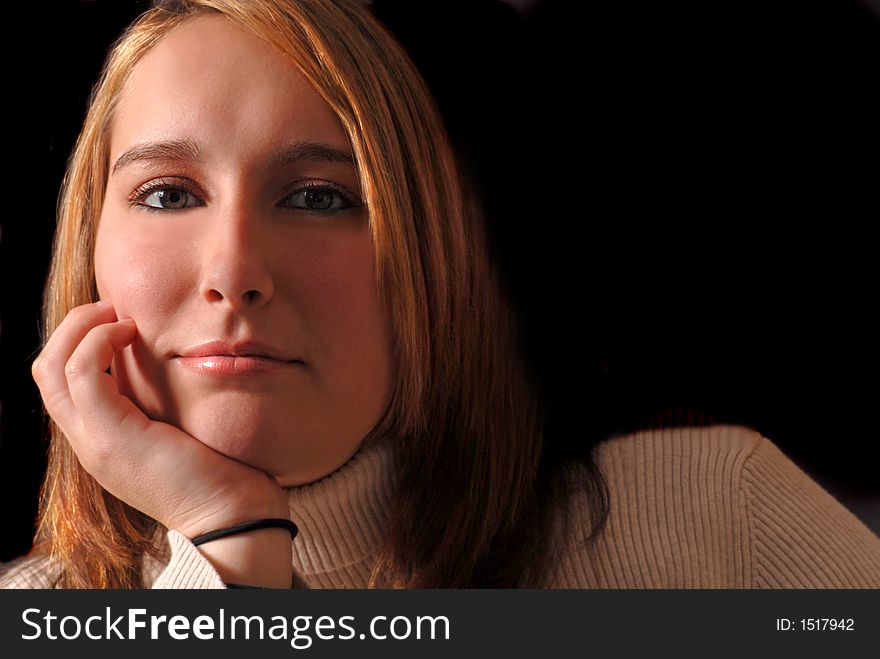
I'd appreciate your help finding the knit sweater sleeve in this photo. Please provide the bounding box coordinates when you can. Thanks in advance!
[148,529,227,588]
[740,434,880,588]
[0,530,227,589]
[0,553,61,588]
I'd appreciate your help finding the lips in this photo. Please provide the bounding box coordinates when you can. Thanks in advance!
[177,340,300,362]
[175,341,303,376]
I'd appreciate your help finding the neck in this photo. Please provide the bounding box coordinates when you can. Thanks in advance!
[283,438,397,587]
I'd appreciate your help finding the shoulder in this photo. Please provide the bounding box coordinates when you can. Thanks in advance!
[732,428,880,587]
[0,550,63,589]
[548,424,880,587]
[592,422,762,482]
[548,424,761,587]
[582,422,766,537]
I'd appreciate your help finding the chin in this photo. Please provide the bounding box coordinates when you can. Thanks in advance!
[175,403,293,471]
[174,403,355,486]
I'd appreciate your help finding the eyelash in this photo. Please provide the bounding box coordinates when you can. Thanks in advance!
[127,178,363,215]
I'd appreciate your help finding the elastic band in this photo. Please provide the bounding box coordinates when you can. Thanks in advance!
[190,518,299,547]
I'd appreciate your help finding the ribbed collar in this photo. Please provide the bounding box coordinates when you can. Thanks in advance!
[284,438,397,588]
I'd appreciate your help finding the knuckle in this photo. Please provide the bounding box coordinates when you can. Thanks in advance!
[64,355,88,379]
[78,438,115,477]
[90,440,115,465]
[31,356,47,381]
[69,303,95,321]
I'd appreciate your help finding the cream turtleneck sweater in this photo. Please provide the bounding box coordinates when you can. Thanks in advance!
[2,424,879,588]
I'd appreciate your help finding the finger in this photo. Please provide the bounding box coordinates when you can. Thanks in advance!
[65,318,142,441]
[34,301,118,374]
[32,301,121,433]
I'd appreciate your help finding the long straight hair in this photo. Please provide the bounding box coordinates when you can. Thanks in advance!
[35,0,610,588]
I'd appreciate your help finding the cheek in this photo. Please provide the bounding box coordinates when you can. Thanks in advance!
[289,239,392,442]
[294,238,388,359]
[94,226,191,321]
[94,226,193,420]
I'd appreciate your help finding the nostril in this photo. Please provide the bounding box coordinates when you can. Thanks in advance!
[204,289,224,303]
[201,287,268,306]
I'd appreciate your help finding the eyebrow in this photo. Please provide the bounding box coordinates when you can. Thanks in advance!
[110,138,355,175]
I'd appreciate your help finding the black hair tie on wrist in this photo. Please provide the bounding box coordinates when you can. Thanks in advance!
[190,518,299,547]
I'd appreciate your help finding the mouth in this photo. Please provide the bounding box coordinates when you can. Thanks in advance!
[175,341,304,376]
[173,354,304,376]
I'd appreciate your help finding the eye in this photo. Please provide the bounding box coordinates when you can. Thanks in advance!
[282,182,362,214]
[143,187,200,210]
[131,181,203,212]
[128,179,362,215]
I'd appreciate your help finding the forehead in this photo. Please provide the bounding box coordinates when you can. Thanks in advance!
[110,14,348,163]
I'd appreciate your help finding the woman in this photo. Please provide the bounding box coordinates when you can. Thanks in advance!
[2,0,879,589]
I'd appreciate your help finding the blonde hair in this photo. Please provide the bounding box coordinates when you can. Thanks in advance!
[36,0,609,587]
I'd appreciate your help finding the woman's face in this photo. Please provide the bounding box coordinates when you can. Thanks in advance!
[95,15,393,486]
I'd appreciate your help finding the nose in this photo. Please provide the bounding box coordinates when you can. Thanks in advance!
[199,200,275,310]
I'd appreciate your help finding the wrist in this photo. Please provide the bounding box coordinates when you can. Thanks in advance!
[170,486,291,540]
[195,527,294,588]
[191,518,298,547]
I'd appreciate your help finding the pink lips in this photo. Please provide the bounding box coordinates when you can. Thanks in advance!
[175,341,302,376]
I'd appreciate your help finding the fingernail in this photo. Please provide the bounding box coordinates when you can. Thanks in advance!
[95,299,112,307]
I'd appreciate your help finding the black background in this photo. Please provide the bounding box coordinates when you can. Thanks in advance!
[2,0,879,561]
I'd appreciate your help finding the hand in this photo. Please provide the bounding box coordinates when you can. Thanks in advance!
[32,300,294,586]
